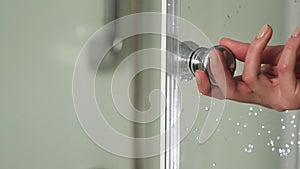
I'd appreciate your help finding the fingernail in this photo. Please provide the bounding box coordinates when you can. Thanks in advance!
[257,24,269,39]
[195,71,201,85]
[292,25,300,37]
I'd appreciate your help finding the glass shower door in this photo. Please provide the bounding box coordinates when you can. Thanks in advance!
[177,0,300,169]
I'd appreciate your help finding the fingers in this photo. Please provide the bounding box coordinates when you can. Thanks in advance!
[195,70,211,95]
[195,70,225,99]
[242,24,273,90]
[213,25,300,111]
[220,38,249,61]
[278,26,300,95]
[220,38,283,64]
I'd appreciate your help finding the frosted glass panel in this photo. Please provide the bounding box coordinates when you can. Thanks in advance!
[0,1,161,169]
[180,0,300,169]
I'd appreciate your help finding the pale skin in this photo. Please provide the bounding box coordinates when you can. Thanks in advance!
[195,24,300,112]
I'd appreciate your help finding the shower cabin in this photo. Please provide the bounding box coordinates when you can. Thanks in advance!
[1,0,300,169]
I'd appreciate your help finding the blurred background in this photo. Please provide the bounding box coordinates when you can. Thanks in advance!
[0,0,299,169]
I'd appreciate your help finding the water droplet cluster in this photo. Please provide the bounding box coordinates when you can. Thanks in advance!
[244,144,254,153]
[191,104,299,162]
[241,108,299,157]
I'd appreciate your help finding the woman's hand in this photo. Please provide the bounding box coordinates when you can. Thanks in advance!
[196,24,300,112]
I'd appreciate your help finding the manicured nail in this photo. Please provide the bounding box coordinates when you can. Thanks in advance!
[292,25,300,37]
[257,24,269,39]
[195,71,201,85]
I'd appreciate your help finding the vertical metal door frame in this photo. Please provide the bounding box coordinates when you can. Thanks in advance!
[160,0,181,169]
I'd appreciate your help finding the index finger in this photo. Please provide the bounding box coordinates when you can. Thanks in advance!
[242,24,273,85]
[220,38,283,64]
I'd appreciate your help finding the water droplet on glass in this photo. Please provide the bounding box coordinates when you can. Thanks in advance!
[291,141,294,145]
[254,112,258,116]
[271,147,275,151]
[270,140,274,146]
[277,136,280,140]
[282,126,286,130]
[261,125,265,129]
[215,118,219,122]
[245,144,254,153]
[293,124,297,128]
[237,122,240,126]
[291,120,295,124]
[195,128,198,132]
[279,149,283,153]
[212,162,216,167]
[228,117,232,121]
[292,133,295,137]
[249,107,253,112]
[259,108,263,112]
[292,115,296,119]
[258,132,261,136]
[267,130,271,134]
[281,118,284,122]
[167,3,171,6]
[243,124,247,128]
[248,112,252,116]
[268,139,274,147]
[186,127,189,131]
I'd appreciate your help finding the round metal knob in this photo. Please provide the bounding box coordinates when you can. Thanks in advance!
[180,41,236,86]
